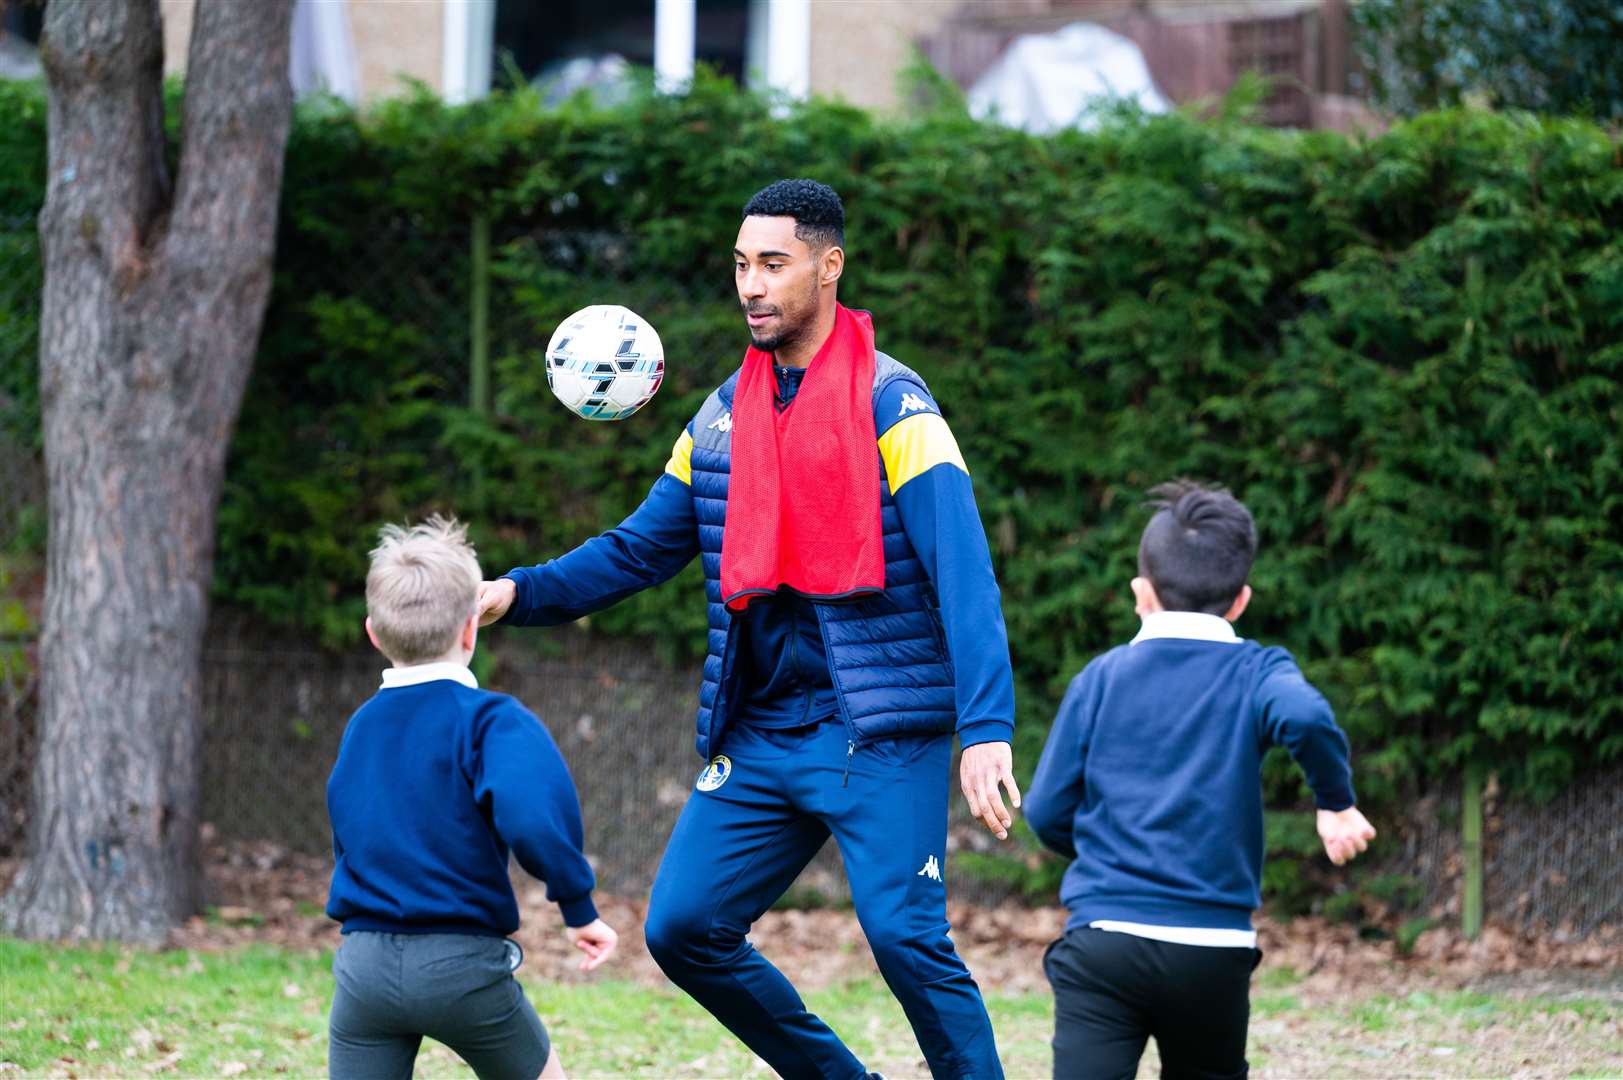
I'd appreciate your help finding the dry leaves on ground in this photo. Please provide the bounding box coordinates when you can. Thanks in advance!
[158,840,1623,1003]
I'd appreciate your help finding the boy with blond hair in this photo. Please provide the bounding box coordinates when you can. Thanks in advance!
[1026,482,1375,1079]
[325,516,616,1080]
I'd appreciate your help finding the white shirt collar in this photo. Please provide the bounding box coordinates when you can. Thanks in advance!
[379,661,479,690]
[1131,611,1241,645]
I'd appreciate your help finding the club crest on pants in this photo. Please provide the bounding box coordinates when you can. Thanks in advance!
[696,755,732,792]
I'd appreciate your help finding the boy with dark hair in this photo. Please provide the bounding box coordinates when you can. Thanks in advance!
[326,516,617,1080]
[1025,481,1375,1079]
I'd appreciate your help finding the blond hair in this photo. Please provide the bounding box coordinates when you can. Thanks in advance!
[365,515,481,664]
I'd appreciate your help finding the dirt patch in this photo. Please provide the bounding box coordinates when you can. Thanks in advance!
[139,841,1623,1003]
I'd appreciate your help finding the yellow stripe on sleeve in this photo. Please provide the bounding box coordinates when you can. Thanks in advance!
[877,412,968,494]
[664,430,694,486]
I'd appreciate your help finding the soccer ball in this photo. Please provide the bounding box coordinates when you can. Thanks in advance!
[544,305,665,421]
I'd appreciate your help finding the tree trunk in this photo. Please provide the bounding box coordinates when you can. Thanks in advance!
[0,0,293,943]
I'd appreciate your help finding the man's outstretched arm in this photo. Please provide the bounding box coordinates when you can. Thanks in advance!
[479,429,701,626]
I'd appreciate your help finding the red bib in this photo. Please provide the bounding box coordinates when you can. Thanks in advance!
[720,304,885,612]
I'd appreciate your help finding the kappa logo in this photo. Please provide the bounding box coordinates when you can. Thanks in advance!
[917,855,942,882]
[708,412,733,432]
[696,754,732,792]
[897,392,933,417]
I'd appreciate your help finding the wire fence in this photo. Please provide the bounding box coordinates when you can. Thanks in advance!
[0,631,34,862]
[194,607,710,888]
[1,210,1620,930]
[193,612,1038,907]
[1384,774,1623,937]
[8,611,1623,926]
[1,212,41,863]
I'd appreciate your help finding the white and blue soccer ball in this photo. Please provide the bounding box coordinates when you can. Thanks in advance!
[544,304,665,421]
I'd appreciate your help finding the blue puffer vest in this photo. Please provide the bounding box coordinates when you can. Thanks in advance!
[687,353,957,760]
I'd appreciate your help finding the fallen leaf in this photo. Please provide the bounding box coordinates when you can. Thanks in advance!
[143,1050,182,1074]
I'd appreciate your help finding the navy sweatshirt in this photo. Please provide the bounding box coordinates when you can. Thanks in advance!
[499,374,1014,748]
[325,669,598,935]
[1024,620,1355,932]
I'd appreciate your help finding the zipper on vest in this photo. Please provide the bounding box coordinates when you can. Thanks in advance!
[842,739,855,787]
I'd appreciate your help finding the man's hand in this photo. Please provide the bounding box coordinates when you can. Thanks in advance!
[567,918,618,973]
[1317,806,1376,866]
[960,741,1021,840]
[477,578,517,627]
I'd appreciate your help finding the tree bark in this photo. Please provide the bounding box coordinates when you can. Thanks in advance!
[0,0,293,943]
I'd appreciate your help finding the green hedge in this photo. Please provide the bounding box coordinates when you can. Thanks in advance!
[4,74,1621,907]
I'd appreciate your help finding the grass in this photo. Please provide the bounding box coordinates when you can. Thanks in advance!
[1,939,1619,1078]
[0,940,1051,1077]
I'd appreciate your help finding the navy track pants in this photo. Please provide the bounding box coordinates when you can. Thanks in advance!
[644,718,1003,1080]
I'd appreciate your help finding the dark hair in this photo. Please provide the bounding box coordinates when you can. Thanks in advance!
[742,178,845,251]
[1137,480,1257,615]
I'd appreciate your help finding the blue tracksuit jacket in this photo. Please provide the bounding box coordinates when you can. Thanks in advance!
[499,352,1015,760]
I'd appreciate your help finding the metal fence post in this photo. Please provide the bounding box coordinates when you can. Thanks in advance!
[469,212,492,417]
[1462,761,1484,939]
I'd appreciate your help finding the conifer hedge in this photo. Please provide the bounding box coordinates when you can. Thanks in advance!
[4,76,1620,886]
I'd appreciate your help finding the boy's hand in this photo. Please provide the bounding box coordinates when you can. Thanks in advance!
[1317,806,1376,865]
[567,918,618,973]
[477,578,517,626]
[961,741,1021,840]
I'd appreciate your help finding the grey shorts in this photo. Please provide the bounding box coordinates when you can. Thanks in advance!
[329,931,549,1080]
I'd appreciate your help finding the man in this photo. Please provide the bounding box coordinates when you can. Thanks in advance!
[477,179,1019,1079]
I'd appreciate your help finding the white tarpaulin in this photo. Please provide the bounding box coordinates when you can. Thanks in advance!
[968,23,1168,134]
[290,0,359,103]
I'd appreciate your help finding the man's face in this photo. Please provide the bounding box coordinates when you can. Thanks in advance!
[734,215,821,353]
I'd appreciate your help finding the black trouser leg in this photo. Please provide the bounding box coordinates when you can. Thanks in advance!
[1044,929,1152,1080]
[1043,928,1258,1080]
[1149,941,1259,1080]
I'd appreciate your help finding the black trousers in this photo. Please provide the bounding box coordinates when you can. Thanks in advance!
[1043,927,1261,1080]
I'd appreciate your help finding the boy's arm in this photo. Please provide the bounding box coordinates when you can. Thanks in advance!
[1257,651,1375,863]
[495,429,700,627]
[1255,653,1356,812]
[472,702,599,927]
[1024,670,1097,859]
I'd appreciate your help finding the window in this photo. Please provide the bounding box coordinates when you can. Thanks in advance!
[1,0,44,82]
[495,0,752,90]
[2,0,43,44]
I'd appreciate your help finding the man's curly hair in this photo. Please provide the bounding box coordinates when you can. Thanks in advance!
[742,179,845,252]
